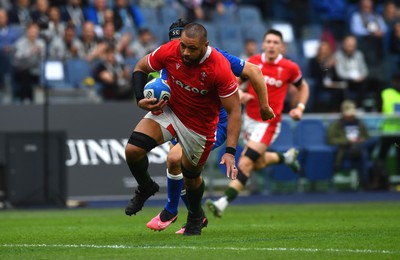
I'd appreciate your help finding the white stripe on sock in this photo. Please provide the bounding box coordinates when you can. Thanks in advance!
[167,170,183,180]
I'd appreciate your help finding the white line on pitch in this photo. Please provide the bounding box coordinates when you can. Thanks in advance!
[0,244,399,254]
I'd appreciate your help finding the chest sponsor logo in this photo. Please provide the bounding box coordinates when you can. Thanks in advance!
[264,75,283,87]
[171,76,209,94]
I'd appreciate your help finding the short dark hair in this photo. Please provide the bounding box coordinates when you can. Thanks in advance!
[182,22,207,43]
[264,29,283,42]
[169,18,188,40]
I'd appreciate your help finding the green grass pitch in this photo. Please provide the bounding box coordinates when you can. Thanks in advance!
[1,201,400,259]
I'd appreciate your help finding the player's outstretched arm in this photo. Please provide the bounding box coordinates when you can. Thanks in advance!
[241,62,275,120]
[220,91,241,180]
[289,78,310,121]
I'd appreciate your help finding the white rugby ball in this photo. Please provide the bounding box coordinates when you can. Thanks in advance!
[143,78,171,102]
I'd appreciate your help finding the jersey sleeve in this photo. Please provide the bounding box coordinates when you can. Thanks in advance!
[215,47,245,77]
[214,56,238,98]
[147,41,175,72]
[288,61,303,87]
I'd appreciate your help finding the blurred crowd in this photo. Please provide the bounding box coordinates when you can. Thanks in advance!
[0,0,399,115]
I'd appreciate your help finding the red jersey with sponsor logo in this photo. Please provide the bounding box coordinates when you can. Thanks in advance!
[148,40,238,136]
[246,53,302,122]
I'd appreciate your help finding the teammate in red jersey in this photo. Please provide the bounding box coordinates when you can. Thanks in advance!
[206,29,310,217]
[125,22,242,235]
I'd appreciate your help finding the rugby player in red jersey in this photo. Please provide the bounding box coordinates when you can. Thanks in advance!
[206,29,310,217]
[125,22,241,235]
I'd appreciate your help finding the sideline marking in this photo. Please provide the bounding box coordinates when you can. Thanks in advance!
[0,244,398,254]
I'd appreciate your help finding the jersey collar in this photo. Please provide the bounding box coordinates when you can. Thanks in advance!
[262,53,283,64]
[199,46,212,64]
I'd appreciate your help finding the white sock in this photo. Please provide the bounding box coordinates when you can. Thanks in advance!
[214,196,229,212]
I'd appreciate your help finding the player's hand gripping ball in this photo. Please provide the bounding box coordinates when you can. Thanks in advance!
[143,78,171,103]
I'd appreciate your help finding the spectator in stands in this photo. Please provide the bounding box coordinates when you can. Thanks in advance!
[309,40,344,112]
[126,28,156,59]
[30,0,50,31]
[42,6,65,42]
[0,9,20,92]
[80,21,106,62]
[94,44,132,101]
[350,0,388,97]
[60,0,85,27]
[327,99,377,189]
[7,0,32,26]
[240,38,258,60]
[334,35,369,108]
[99,21,131,62]
[84,0,108,26]
[350,0,388,38]
[94,8,117,38]
[113,0,144,32]
[48,23,84,60]
[382,0,399,28]
[12,22,46,103]
[377,74,400,175]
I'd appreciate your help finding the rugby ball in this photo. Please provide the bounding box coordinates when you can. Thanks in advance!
[143,78,171,102]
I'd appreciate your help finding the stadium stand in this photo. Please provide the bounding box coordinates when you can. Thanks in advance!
[294,119,336,188]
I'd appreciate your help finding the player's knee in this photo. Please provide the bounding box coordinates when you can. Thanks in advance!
[125,143,145,162]
[167,149,181,171]
[238,156,253,173]
[126,131,158,161]
[253,156,266,170]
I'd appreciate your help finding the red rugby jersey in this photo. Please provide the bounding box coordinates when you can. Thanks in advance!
[148,40,238,136]
[245,53,302,122]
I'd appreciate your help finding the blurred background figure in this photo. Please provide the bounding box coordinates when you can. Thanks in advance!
[0,8,20,100]
[113,0,144,33]
[60,0,85,27]
[7,0,32,26]
[99,21,131,62]
[48,23,84,60]
[126,27,156,59]
[84,0,108,27]
[30,0,50,31]
[327,100,378,190]
[42,6,65,42]
[11,22,45,103]
[94,44,132,101]
[80,21,106,62]
[382,0,399,29]
[309,40,344,113]
[334,35,369,109]
[240,38,258,60]
[350,0,387,107]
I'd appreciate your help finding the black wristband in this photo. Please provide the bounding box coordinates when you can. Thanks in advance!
[225,146,236,156]
[132,71,148,103]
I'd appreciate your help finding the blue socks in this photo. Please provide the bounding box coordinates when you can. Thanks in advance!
[164,170,183,215]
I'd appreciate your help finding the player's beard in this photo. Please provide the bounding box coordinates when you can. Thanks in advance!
[181,49,204,66]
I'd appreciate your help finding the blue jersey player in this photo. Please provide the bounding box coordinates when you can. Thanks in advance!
[145,19,275,233]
